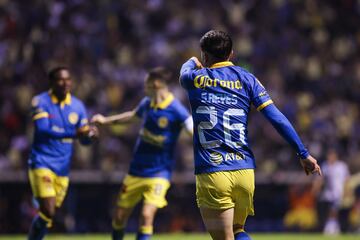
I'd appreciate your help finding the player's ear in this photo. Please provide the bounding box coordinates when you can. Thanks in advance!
[201,51,208,66]
[228,50,234,61]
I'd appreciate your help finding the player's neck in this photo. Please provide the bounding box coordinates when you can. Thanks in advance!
[206,58,231,67]
[152,89,170,104]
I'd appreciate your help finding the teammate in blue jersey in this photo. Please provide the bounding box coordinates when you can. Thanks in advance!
[92,67,193,240]
[28,67,98,240]
[180,30,322,240]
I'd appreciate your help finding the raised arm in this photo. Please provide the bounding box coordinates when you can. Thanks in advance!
[179,57,203,88]
[260,104,322,176]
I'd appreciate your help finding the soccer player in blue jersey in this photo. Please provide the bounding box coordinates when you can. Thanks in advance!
[180,30,322,240]
[28,67,98,240]
[91,67,193,240]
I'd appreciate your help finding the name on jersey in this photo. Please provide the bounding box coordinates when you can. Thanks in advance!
[201,92,238,105]
[140,128,166,147]
[210,151,244,165]
[194,75,242,90]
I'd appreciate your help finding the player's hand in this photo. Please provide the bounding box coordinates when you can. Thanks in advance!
[87,125,99,138]
[300,155,322,176]
[91,114,107,125]
[190,56,203,69]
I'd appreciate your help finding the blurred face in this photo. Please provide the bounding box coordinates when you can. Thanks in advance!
[51,69,72,99]
[327,150,338,164]
[144,78,157,97]
[144,78,165,97]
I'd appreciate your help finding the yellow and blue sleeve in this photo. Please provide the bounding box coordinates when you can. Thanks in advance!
[260,104,309,159]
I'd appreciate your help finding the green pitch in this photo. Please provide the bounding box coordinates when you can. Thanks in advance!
[0,234,359,240]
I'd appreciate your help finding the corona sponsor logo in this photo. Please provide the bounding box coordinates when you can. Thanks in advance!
[194,75,242,90]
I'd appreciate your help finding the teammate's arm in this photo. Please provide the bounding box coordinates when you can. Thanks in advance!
[260,104,322,175]
[91,110,138,125]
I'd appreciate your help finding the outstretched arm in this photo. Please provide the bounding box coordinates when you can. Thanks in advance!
[91,110,138,125]
[260,104,321,175]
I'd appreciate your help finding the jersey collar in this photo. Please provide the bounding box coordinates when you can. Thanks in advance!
[150,93,174,110]
[209,61,234,69]
[49,90,72,108]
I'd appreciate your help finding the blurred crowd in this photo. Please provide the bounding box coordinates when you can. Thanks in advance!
[1,0,360,177]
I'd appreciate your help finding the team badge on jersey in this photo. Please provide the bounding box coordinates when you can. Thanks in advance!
[210,152,223,164]
[68,112,79,124]
[158,117,168,128]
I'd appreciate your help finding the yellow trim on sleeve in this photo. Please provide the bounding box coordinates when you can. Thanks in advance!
[256,100,273,111]
[33,112,49,120]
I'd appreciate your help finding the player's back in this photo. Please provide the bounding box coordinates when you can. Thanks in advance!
[181,61,272,174]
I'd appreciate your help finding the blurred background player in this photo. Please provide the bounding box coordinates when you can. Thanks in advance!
[179,30,321,240]
[28,67,98,240]
[91,67,193,240]
[313,148,350,235]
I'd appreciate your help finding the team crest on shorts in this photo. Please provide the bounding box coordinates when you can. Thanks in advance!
[68,112,79,124]
[210,152,223,164]
[158,117,168,128]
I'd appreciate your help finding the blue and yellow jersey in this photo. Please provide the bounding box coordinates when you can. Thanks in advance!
[29,91,89,176]
[180,60,273,174]
[130,93,190,179]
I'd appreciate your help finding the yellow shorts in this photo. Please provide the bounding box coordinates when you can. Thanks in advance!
[196,169,255,225]
[28,168,69,208]
[117,174,170,209]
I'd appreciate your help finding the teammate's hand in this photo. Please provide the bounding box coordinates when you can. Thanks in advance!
[91,114,107,125]
[190,56,203,69]
[300,155,322,176]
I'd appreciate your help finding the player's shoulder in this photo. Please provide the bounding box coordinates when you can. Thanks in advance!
[235,67,257,82]
[169,97,189,118]
[70,95,85,106]
[336,160,348,169]
[31,92,50,107]
[168,96,186,109]
[142,96,151,104]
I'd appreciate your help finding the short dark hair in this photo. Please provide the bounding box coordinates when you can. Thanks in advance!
[48,66,69,82]
[200,30,232,60]
[146,67,172,85]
